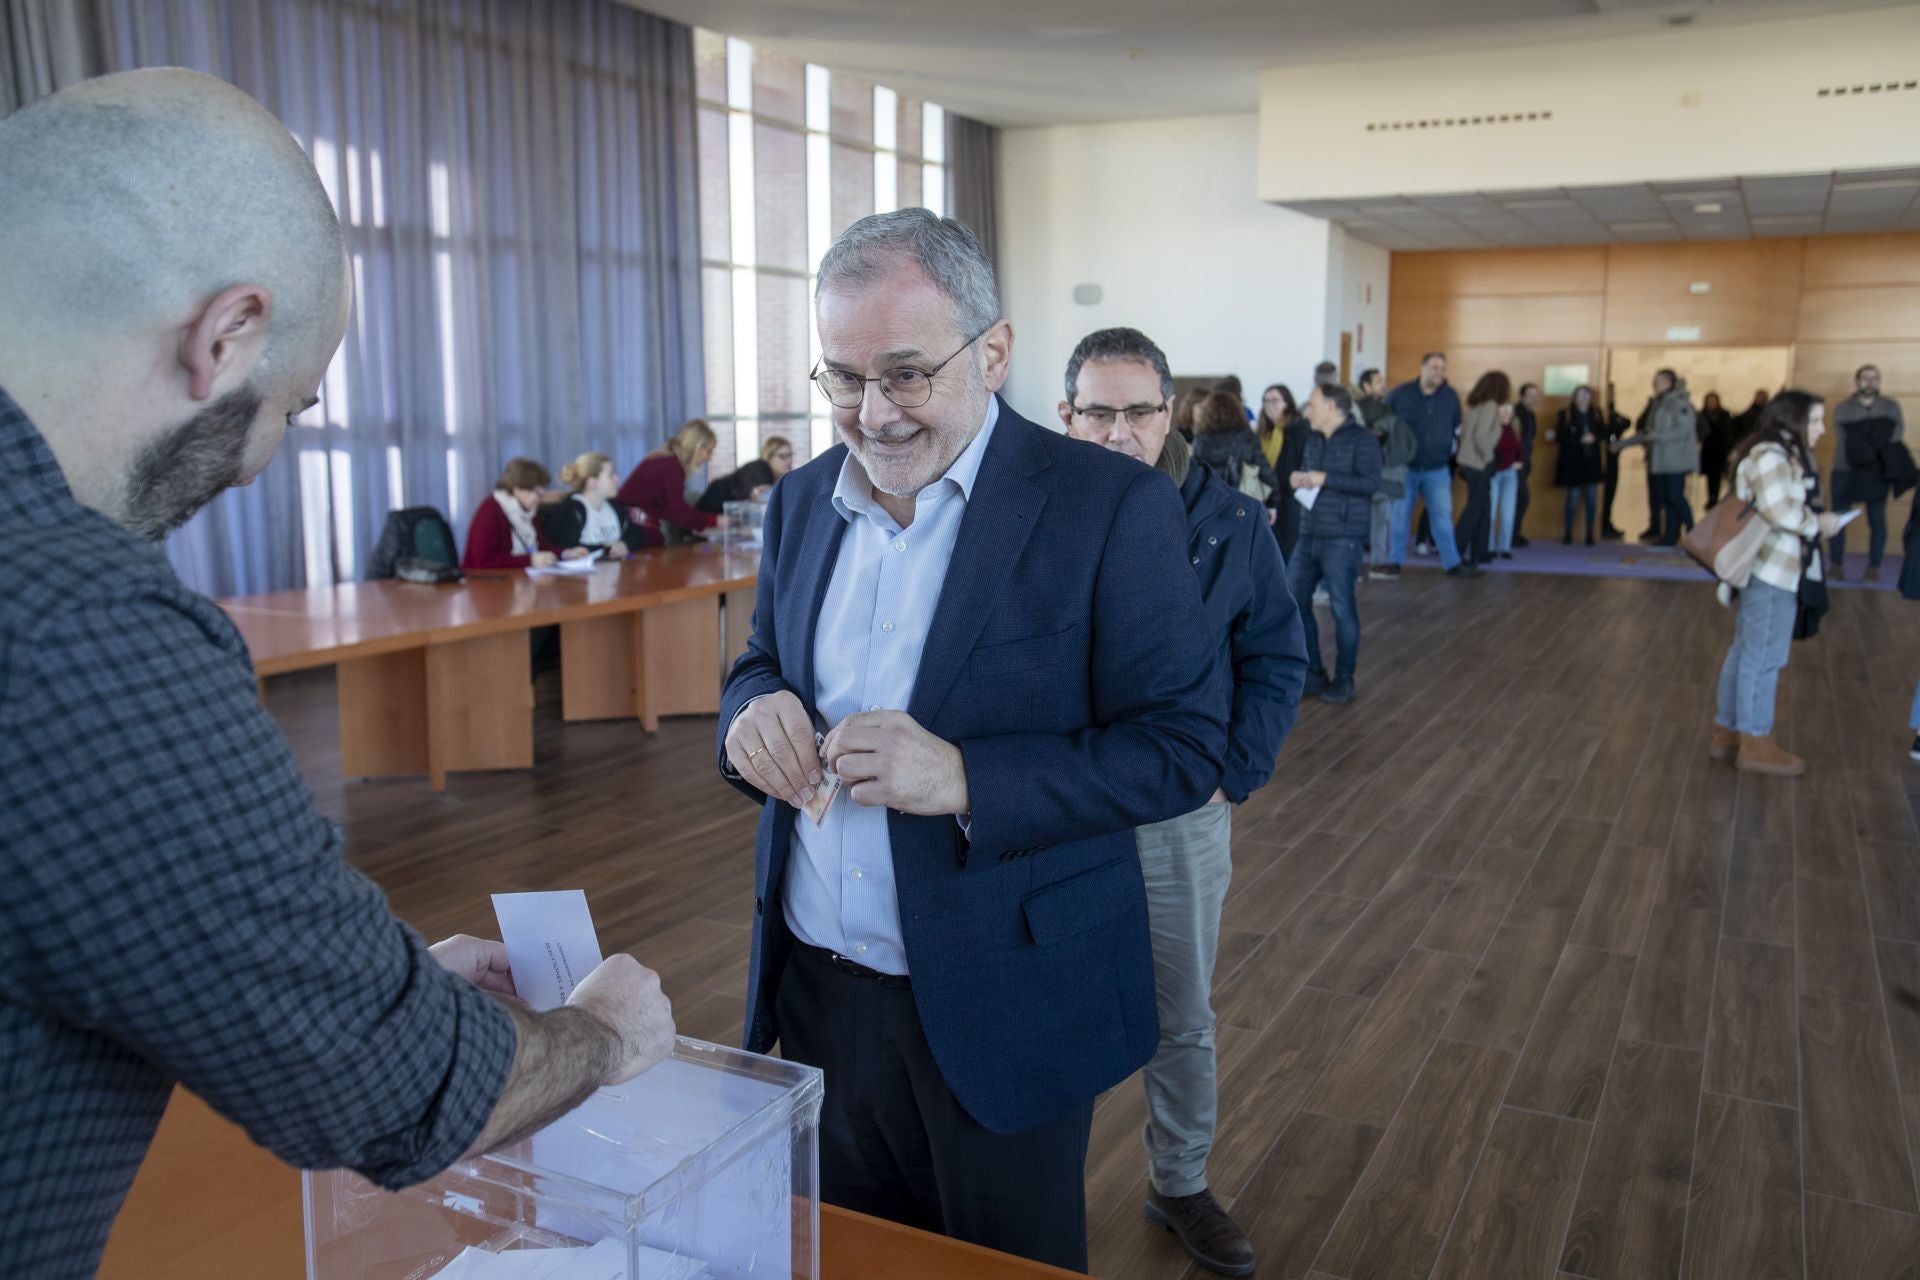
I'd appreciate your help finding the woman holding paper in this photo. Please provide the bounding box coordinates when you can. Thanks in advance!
[1709,390,1844,777]
[543,452,658,558]
[462,457,584,571]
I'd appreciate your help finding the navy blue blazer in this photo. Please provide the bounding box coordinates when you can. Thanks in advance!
[716,400,1229,1135]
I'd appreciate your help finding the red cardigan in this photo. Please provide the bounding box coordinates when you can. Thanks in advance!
[461,494,557,570]
[616,453,717,532]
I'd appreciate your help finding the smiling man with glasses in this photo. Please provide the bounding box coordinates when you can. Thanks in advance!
[717,210,1228,1272]
[1060,327,1305,1277]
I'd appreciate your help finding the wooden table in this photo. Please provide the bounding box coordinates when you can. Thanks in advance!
[219,545,759,789]
[100,1090,1082,1279]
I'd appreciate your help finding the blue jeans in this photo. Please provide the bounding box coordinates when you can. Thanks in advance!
[1391,467,1462,570]
[1490,468,1519,553]
[1564,484,1598,541]
[1287,535,1363,680]
[1654,472,1694,546]
[1910,675,1920,733]
[1715,580,1797,736]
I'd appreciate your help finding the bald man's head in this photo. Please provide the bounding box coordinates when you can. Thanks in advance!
[0,68,350,536]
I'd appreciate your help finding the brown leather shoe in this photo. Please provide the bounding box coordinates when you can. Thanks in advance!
[1145,1187,1256,1277]
[1737,734,1806,777]
[1709,725,1740,762]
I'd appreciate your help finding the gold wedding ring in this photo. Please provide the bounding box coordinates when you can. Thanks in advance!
[747,746,767,760]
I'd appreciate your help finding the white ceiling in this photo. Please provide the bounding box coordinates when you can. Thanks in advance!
[630,0,1919,127]
[1285,169,1920,250]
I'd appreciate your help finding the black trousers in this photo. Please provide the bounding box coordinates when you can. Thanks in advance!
[1602,455,1621,530]
[774,941,1095,1273]
[1831,494,1889,569]
[1653,472,1694,546]
[1455,466,1493,564]
[1513,463,1532,537]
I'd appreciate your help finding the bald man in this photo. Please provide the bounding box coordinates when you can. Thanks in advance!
[0,70,674,1276]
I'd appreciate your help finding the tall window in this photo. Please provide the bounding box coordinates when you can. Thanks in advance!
[695,31,948,477]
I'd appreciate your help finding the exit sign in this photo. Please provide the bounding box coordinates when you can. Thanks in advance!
[1666,325,1703,342]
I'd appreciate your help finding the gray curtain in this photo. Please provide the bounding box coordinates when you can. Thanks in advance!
[1,0,705,596]
[1,0,113,111]
[947,112,1000,273]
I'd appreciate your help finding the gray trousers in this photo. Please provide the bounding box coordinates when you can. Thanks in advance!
[1369,492,1394,562]
[1135,801,1233,1197]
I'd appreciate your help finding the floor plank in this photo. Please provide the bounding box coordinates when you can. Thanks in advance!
[1234,1111,1383,1280]
[1706,939,1799,1108]
[1801,995,1918,1213]
[1559,1039,1703,1280]
[1312,1039,1515,1280]
[1429,1107,1590,1280]
[1507,945,1638,1122]
[1305,946,1477,1129]
[1800,876,1884,1005]
[1680,1093,1802,1280]
[1724,838,1796,947]
[1620,905,1720,1050]
[1804,1193,1920,1280]
[1445,901,1578,1053]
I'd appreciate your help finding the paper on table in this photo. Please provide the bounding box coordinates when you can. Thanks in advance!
[527,550,603,577]
[433,1237,710,1279]
[1294,485,1322,510]
[492,891,604,1012]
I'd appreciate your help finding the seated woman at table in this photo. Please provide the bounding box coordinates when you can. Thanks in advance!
[543,452,659,559]
[697,434,794,514]
[616,419,721,543]
[462,457,582,571]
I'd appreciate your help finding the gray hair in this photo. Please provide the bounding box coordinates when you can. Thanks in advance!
[1315,382,1354,416]
[816,208,1000,338]
[1063,328,1174,404]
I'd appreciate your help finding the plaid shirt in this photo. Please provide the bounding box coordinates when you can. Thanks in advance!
[0,387,515,1276]
[1734,442,1820,593]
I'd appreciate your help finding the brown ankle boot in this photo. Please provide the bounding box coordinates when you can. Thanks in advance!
[1709,725,1739,762]
[1737,734,1806,777]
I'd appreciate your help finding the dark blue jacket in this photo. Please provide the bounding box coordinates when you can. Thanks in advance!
[1299,418,1383,541]
[1386,379,1463,471]
[718,401,1228,1135]
[1177,460,1307,803]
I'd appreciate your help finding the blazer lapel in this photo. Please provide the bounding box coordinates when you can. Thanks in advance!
[784,457,851,722]
[908,407,1049,725]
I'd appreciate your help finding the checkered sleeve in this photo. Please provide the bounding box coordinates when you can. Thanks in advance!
[1744,446,1818,541]
[0,587,515,1189]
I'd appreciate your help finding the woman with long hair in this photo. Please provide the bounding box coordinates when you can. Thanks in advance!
[544,452,657,558]
[1551,384,1607,545]
[1455,371,1511,568]
[1256,383,1298,469]
[617,418,720,542]
[1709,391,1843,777]
[1698,390,1740,507]
[1172,385,1211,443]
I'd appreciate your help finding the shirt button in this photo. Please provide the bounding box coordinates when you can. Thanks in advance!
[869,704,882,712]
[1191,555,1200,564]
[850,867,864,879]
[893,540,906,551]
[1236,508,1246,517]
[882,621,895,632]
[1208,536,1219,545]
[856,943,869,955]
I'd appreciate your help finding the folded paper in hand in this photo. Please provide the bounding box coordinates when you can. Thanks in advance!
[1294,485,1321,511]
[491,891,603,1011]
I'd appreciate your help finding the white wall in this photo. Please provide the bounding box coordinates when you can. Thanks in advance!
[998,112,1333,419]
[1323,226,1391,381]
[1259,7,1920,202]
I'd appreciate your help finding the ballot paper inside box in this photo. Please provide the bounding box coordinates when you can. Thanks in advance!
[304,1039,823,1279]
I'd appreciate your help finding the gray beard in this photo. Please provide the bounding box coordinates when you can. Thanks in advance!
[124,384,264,540]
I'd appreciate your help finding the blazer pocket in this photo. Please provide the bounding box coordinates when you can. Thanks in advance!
[1022,856,1142,946]
[968,622,1084,678]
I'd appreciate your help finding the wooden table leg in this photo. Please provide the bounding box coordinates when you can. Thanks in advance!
[635,596,723,731]
[560,615,639,722]
[425,630,533,786]
[338,649,431,782]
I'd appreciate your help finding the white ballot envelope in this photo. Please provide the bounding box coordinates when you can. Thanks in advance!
[1831,508,1863,531]
[492,891,604,1011]
[1294,484,1322,510]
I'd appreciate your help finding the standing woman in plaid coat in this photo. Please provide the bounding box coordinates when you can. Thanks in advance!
[1708,391,1843,778]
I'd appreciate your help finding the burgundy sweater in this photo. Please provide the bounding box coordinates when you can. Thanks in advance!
[461,494,557,570]
[616,453,717,533]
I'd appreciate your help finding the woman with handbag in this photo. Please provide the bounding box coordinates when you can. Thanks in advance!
[1709,391,1843,777]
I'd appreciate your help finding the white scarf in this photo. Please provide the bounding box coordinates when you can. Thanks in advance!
[493,490,541,556]
[575,493,621,546]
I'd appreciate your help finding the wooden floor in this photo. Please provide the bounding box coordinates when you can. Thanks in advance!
[263,566,1920,1280]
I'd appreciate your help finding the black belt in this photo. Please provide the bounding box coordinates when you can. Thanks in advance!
[798,940,911,987]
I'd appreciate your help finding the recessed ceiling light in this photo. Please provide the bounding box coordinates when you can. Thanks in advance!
[1693,202,1723,214]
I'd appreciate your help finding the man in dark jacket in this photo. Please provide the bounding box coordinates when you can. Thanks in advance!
[1513,382,1541,546]
[1287,384,1384,703]
[1384,352,1464,573]
[1831,363,1907,581]
[1060,327,1306,1278]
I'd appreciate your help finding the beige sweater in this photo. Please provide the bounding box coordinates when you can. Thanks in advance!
[1457,402,1503,471]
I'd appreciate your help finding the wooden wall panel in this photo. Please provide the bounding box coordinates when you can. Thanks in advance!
[1794,343,1920,402]
[1390,295,1606,352]
[1601,242,1806,347]
[1385,346,1605,395]
[1392,248,1609,299]
[1798,286,1920,345]
[1804,234,1920,288]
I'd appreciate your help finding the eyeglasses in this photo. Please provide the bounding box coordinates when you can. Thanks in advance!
[810,322,996,410]
[1071,401,1169,430]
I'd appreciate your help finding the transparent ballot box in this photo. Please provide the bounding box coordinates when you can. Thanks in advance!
[722,501,767,554]
[305,1040,823,1279]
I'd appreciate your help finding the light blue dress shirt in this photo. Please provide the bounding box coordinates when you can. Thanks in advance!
[782,398,1000,976]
